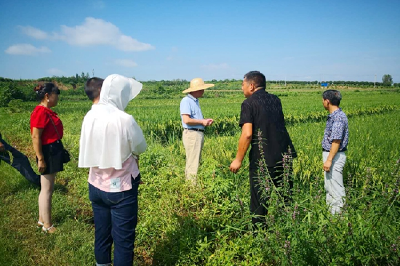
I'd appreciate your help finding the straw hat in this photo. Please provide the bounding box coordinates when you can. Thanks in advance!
[182,78,214,93]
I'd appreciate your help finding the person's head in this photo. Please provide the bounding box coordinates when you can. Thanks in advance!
[322,90,342,109]
[190,89,205,98]
[33,82,60,108]
[85,77,104,103]
[242,71,266,98]
[99,74,142,111]
[182,78,214,98]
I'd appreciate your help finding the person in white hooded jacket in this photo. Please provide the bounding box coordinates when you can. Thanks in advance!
[79,74,147,266]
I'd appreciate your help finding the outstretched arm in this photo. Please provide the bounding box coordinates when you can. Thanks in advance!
[230,123,252,173]
[182,114,213,127]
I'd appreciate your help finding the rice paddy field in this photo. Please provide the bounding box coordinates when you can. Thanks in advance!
[0,84,399,265]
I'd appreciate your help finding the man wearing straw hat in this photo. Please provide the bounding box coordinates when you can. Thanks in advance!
[180,78,214,185]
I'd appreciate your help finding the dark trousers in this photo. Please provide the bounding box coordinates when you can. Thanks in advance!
[250,166,293,226]
[0,134,40,186]
[88,175,140,266]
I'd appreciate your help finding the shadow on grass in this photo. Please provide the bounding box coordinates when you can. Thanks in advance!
[151,213,209,266]
[2,175,69,196]
[54,183,68,194]
[0,174,39,196]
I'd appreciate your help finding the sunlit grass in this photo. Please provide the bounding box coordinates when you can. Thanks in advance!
[0,88,399,265]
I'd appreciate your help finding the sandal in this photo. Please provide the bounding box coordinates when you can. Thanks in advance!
[37,221,44,228]
[42,225,57,233]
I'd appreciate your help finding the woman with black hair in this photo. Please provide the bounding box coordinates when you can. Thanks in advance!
[30,82,64,233]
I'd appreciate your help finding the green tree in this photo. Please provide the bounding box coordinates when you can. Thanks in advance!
[0,83,11,107]
[382,74,393,86]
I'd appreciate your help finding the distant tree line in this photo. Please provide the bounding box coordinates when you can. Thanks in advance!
[268,79,396,87]
[37,72,91,87]
[0,72,90,107]
[0,74,398,107]
[0,78,37,107]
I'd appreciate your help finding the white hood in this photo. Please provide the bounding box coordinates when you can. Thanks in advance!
[99,74,143,110]
[78,74,147,170]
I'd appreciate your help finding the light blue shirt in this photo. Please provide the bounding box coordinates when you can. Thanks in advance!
[180,94,204,130]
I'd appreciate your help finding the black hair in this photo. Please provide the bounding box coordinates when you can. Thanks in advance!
[322,90,342,106]
[84,77,104,101]
[243,71,266,89]
[33,82,60,101]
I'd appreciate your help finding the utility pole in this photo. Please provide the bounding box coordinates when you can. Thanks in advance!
[374,74,376,88]
[92,69,95,77]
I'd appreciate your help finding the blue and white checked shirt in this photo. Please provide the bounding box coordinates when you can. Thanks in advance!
[322,108,349,152]
[180,94,204,130]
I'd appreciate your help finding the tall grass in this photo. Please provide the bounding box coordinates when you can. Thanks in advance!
[0,89,399,265]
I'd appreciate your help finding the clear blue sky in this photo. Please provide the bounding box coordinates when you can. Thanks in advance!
[0,0,399,82]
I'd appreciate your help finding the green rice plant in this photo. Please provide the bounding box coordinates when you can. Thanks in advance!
[0,87,400,265]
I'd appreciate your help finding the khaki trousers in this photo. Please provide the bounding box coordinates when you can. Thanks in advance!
[182,129,204,184]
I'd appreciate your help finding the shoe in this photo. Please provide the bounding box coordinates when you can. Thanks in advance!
[37,221,44,228]
[42,225,56,233]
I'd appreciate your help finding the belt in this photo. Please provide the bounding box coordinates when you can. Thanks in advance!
[184,128,204,132]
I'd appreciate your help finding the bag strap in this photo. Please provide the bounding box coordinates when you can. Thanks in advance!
[46,113,61,140]
[45,112,74,161]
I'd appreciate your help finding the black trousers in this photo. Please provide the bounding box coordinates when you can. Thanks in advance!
[249,165,293,226]
[0,133,40,186]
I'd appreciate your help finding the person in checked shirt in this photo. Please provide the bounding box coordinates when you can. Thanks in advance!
[322,90,349,215]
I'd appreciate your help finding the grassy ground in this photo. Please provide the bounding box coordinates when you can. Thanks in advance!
[0,88,399,265]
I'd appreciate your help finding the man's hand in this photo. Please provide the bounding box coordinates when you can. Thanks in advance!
[202,119,213,127]
[0,142,5,152]
[38,159,46,174]
[230,159,242,173]
[323,159,332,172]
[324,140,341,172]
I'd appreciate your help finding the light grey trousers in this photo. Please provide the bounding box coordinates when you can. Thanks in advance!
[182,130,204,184]
[323,151,347,214]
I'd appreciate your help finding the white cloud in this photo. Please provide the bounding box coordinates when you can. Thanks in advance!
[19,17,155,52]
[201,63,229,70]
[115,34,154,52]
[5,44,51,55]
[47,68,65,76]
[18,26,48,39]
[115,59,138,68]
